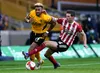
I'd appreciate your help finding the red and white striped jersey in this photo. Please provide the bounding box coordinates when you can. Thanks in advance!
[57,18,82,46]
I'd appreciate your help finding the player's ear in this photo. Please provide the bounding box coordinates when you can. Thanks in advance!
[42,9,47,14]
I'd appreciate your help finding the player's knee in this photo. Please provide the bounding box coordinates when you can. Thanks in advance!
[30,56,35,61]
[29,43,37,51]
[43,41,49,46]
[44,53,47,58]
[44,53,49,58]
[29,45,34,52]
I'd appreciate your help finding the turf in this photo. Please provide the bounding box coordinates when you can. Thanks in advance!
[0,57,100,73]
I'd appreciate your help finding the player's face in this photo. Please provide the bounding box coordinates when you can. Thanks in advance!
[66,13,74,23]
[35,7,43,16]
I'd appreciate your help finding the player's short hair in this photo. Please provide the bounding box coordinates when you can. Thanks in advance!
[34,3,44,8]
[66,10,75,16]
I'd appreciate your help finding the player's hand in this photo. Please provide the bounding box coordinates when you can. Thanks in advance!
[29,17,34,23]
[42,31,49,38]
[84,44,88,48]
[24,17,34,23]
[42,33,48,37]
[42,9,47,14]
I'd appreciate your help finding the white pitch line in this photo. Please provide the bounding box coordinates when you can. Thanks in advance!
[42,62,100,68]
[0,62,100,70]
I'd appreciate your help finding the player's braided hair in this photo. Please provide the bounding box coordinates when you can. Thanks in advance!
[34,3,44,8]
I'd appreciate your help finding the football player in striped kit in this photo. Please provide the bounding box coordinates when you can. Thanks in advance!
[23,10,88,69]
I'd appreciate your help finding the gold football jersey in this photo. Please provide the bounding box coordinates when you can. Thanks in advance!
[29,10,52,33]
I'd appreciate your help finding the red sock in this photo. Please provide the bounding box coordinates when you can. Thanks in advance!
[28,43,45,56]
[48,56,57,65]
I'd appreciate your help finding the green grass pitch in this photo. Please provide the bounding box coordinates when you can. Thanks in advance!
[0,58,100,73]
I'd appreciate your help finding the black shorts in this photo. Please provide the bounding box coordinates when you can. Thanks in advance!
[30,31,45,45]
[56,38,69,52]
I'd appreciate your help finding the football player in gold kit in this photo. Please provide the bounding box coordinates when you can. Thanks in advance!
[22,3,56,69]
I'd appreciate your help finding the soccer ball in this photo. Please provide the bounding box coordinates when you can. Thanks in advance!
[26,61,36,70]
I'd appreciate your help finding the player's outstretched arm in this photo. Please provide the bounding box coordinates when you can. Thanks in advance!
[24,14,31,23]
[48,17,57,32]
[24,13,34,23]
[79,30,88,48]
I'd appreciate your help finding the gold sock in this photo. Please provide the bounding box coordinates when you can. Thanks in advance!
[30,54,35,62]
[35,52,42,62]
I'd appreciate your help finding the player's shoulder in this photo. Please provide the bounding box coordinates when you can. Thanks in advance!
[30,10,35,14]
[74,21,81,25]
[74,21,82,28]
[57,18,66,22]
[58,18,66,21]
[42,12,51,17]
[42,13,52,21]
[59,18,65,20]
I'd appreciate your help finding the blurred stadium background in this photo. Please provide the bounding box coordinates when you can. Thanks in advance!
[0,0,100,73]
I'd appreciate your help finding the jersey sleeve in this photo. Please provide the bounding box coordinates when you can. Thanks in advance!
[57,18,64,25]
[77,24,82,32]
